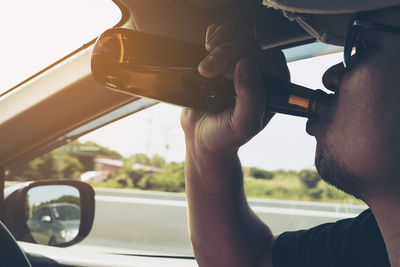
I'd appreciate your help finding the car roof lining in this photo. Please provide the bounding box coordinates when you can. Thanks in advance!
[121,0,313,48]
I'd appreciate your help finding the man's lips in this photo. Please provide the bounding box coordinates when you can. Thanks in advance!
[306,92,337,136]
[306,116,319,136]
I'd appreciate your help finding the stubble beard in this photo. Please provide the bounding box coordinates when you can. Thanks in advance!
[315,144,366,200]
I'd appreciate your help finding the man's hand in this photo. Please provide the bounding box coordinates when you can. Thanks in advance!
[181,19,290,157]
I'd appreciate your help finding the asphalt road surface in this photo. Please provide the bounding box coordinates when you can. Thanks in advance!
[79,188,366,256]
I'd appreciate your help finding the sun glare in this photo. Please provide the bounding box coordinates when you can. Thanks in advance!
[0,0,121,95]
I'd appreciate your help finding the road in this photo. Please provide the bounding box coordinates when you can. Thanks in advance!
[79,187,366,256]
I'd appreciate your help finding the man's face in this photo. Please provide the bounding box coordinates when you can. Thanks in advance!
[308,7,400,199]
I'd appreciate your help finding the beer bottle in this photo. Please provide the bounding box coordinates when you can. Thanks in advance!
[91,28,327,117]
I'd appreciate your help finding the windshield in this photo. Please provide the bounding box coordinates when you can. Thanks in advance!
[0,0,121,96]
[6,47,365,256]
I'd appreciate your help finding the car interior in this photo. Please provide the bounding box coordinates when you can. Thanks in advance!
[0,0,356,266]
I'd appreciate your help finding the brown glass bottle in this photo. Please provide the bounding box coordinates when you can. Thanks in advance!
[91,28,326,117]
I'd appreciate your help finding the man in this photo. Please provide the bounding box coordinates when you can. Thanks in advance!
[181,0,400,266]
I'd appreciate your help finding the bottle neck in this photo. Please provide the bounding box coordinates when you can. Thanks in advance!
[267,81,325,118]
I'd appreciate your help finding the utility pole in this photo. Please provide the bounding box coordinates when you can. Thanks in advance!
[164,126,171,162]
[145,113,153,156]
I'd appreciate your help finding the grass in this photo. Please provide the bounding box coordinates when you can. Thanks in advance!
[244,175,365,205]
[89,169,366,206]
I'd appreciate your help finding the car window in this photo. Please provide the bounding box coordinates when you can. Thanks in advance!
[31,209,41,221]
[52,206,80,221]
[40,208,51,218]
[6,50,366,255]
[0,0,121,96]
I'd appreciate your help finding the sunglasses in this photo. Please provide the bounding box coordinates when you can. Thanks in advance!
[343,18,400,70]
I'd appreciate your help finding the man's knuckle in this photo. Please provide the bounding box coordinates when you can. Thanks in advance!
[219,42,237,56]
[206,24,215,32]
[236,57,251,71]
[236,56,256,78]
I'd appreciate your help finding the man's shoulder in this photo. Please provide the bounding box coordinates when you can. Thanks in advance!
[272,209,390,267]
[276,208,376,245]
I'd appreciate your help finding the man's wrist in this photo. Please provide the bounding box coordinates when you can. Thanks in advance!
[185,143,244,187]
[185,140,238,168]
[184,134,239,159]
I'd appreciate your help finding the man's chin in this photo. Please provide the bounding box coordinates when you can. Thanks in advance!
[315,144,364,200]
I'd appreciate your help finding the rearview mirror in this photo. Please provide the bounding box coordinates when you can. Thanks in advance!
[4,180,94,247]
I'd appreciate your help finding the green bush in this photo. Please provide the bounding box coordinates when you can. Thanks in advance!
[150,162,185,192]
[244,177,298,200]
[126,169,146,187]
[122,162,185,192]
[248,167,274,179]
[308,187,323,199]
[137,174,156,190]
[117,178,128,187]
[298,169,321,189]
[89,176,132,189]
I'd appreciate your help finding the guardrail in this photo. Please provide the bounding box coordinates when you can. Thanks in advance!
[79,187,366,256]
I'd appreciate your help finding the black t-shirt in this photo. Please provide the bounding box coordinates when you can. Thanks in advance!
[272,209,390,267]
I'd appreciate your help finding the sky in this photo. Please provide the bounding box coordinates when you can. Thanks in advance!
[0,1,344,171]
[0,0,121,94]
[28,185,79,206]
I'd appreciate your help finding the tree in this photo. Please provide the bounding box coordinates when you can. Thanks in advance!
[8,158,43,180]
[131,153,151,165]
[150,155,166,168]
[137,174,156,189]
[7,140,121,181]
[52,153,84,179]
[80,141,122,159]
[126,169,146,187]
[7,151,84,181]
[128,161,185,192]
[77,155,95,172]
[151,162,185,192]
[50,195,80,206]
[36,154,56,179]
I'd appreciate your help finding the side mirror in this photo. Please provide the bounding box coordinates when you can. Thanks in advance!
[4,180,95,247]
[39,215,52,223]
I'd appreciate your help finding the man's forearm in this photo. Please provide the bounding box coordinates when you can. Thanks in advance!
[185,147,273,267]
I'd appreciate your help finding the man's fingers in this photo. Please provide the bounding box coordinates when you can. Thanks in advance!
[205,19,255,52]
[259,48,290,82]
[205,23,219,46]
[222,63,236,79]
[198,39,260,78]
[231,56,267,140]
[230,49,289,133]
[181,109,196,133]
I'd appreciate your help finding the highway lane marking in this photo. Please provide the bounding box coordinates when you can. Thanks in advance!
[95,195,363,219]
[96,195,186,207]
[94,188,366,211]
